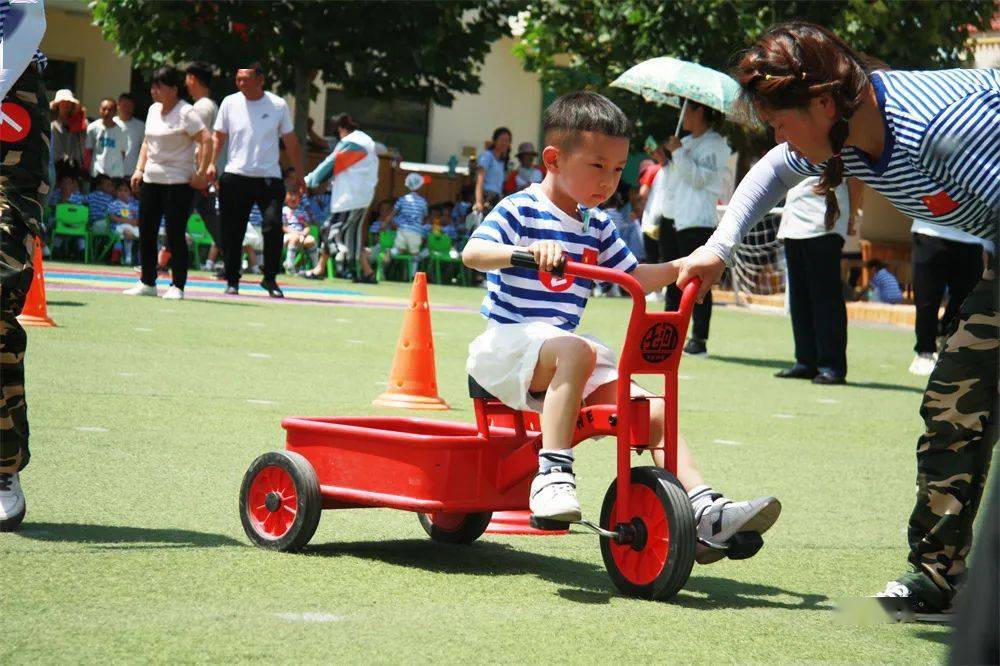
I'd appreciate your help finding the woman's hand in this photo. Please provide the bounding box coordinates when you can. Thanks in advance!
[190,172,208,191]
[130,170,143,195]
[664,136,682,153]
[677,245,725,303]
[526,240,565,272]
[206,164,217,185]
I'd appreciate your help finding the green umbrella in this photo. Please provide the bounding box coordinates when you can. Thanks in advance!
[610,56,743,135]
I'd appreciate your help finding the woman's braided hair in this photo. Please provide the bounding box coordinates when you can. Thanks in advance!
[734,22,881,229]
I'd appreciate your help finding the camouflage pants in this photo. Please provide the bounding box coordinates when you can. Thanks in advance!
[906,255,999,603]
[0,64,49,474]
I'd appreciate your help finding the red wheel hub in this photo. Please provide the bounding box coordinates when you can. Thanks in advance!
[247,465,299,539]
[427,512,465,531]
[609,484,670,585]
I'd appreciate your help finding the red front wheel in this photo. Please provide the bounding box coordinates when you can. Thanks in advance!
[240,451,321,552]
[599,466,695,600]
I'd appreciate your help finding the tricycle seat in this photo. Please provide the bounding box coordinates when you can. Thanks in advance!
[468,375,498,400]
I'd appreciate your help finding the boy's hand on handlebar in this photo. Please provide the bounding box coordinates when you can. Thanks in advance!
[677,246,725,303]
[525,240,565,272]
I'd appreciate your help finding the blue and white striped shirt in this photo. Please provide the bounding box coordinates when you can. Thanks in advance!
[784,69,1000,240]
[87,190,114,224]
[471,184,638,331]
[248,203,262,227]
[870,268,903,304]
[394,192,428,234]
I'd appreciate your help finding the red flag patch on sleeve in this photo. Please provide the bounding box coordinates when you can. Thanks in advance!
[921,190,959,217]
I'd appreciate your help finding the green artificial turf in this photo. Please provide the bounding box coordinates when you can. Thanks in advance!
[1,266,968,663]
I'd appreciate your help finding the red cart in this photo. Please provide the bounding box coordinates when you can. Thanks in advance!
[240,252,702,600]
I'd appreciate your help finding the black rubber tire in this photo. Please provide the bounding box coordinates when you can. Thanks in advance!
[418,511,493,544]
[599,466,696,601]
[240,450,322,552]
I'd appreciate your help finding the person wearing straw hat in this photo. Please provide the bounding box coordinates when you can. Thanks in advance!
[49,88,84,178]
[0,0,49,531]
[505,141,543,193]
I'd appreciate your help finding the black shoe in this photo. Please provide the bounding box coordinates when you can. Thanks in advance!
[260,279,284,298]
[812,371,846,385]
[224,285,239,295]
[683,338,707,356]
[357,273,377,284]
[774,365,818,379]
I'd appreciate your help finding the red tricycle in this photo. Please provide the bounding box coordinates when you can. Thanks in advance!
[240,252,704,600]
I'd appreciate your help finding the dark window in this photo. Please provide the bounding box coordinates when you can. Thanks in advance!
[43,59,79,97]
[323,89,429,162]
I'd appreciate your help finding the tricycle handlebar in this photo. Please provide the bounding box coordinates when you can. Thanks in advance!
[509,249,702,318]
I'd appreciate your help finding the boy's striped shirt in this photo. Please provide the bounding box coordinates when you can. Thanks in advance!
[86,190,114,223]
[783,69,1000,241]
[471,183,637,331]
[394,192,428,234]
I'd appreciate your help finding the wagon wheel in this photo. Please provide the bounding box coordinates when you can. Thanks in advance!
[240,451,322,552]
[418,511,493,544]
[599,466,695,601]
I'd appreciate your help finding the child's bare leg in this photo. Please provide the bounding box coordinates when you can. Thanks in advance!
[528,336,596,522]
[532,336,597,451]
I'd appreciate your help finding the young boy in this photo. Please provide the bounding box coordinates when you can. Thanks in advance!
[243,204,264,275]
[390,173,429,276]
[462,92,781,564]
[107,181,139,265]
[865,259,904,304]
[87,174,115,235]
[282,191,318,272]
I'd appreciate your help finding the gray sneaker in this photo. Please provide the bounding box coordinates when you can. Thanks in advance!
[695,494,781,564]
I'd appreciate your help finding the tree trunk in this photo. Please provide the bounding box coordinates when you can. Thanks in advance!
[293,67,311,155]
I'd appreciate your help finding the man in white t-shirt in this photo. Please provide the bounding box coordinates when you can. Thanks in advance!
[114,93,145,176]
[85,97,128,180]
[185,61,223,251]
[209,62,306,297]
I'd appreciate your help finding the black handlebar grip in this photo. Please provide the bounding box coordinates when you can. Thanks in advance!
[510,250,566,277]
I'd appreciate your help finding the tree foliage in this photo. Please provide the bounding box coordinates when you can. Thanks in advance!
[516,0,996,148]
[91,0,518,143]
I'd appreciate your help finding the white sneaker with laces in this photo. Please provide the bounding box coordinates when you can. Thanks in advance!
[694,494,781,564]
[0,472,26,531]
[122,282,157,297]
[529,470,581,522]
[162,286,184,300]
[908,353,936,376]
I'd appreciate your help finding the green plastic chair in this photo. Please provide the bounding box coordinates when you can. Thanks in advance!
[426,232,466,285]
[293,224,321,271]
[52,203,90,262]
[374,230,415,282]
[89,222,119,263]
[186,213,214,267]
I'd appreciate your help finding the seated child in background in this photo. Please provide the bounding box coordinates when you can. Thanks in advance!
[107,181,139,265]
[461,91,780,563]
[282,190,318,272]
[86,174,115,235]
[865,259,903,304]
[51,174,86,206]
[242,203,264,274]
[390,173,429,276]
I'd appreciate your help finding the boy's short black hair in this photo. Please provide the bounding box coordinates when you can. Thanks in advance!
[866,259,887,271]
[118,92,134,103]
[151,66,184,94]
[185,61,213,88]
[543,91,630,150]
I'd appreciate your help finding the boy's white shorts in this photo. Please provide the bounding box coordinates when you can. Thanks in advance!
[392,229,423,255]
[466,321,618,412]
[115,223,139,238]
[243,223,264,251]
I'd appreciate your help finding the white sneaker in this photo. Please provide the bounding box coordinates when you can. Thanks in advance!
[0,472,26,531]
[908,353,936,376]
[694,494,781,564]
[202,260,215,271]
[122,282,157,297]
[529,470,581,522]
[162,286,184,300]
[283,260,296,273]
[645,289,663,303]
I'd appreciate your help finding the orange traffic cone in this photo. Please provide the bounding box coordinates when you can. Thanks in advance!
[17,239,55,328]
[373,272,449,410]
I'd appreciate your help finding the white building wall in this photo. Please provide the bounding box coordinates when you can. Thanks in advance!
[425,37,542,165]
[40,5,132,113]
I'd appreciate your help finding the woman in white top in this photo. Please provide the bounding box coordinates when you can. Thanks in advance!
[660,100,732,355]
[123,66,211,300]
[775,176,856,383]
